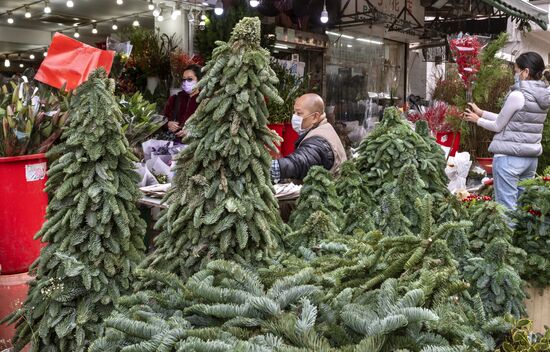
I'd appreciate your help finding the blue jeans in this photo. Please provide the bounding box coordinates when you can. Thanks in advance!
[493,155,538,211]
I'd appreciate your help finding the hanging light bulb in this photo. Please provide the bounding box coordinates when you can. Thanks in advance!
[133,17,140,27]
[43,50,48,57]
[92,23,98,34]
[170,7,177,20]
[214,0,223,15]
[19,63,24,68]
[7,11,14,24]
[4,57,10,68]
[29,54,35,60]
[157,8,164,22]
[148,0,155,11]
[249,0,259,7]
[44,1,52,14]
[112,20,118,30]
[66,0,74,8]
[25,6,32,18]
[187,10,195,22]
[320,1,328,24]
[153,4,161,17]
[74,27,80,38]
[200,12,207,20]
[116,0,123,4]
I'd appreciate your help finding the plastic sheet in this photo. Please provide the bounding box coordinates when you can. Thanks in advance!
[35,33,115,91]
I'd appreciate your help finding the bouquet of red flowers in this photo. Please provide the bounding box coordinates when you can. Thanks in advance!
[449,35,482,91]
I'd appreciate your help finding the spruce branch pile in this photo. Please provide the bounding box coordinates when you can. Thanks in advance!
[139,17,286,280]
[3,68,146,352]
[356,107,448,195]
[289,166,343,231]
[513,168,550,288]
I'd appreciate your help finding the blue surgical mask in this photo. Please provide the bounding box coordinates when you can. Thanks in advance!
[291,114,305,134]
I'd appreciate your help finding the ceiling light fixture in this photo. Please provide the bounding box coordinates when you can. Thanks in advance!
[116,0,123,4]
[25,6,32,18]
[157,8,164,22]
[249,0,259,7]
[66,0,74,8]
[74,27,80,38]
[19,63,24,68]
[153,4,161,17]
[29,54,35,59]
[200,13,207,20]
[43,50,48,57]
[148,0,155,10]
[112,20,118,30]
[174,2,182,17]
[320,0,328,23]
[92,23,98,34]
[133,17,140,27]
[4,57,10,68]
[7,12,14,24]
[44,1,52,14]
[214,0,223,15]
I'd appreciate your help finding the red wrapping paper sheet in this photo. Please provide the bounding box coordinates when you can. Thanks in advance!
[35,33,115,91]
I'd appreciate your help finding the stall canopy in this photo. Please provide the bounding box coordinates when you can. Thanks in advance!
[481,0,549,30]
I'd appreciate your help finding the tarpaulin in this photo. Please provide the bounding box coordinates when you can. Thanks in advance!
[35,33,115,91]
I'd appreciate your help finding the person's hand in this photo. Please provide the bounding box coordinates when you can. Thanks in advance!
[167,121,180,132]
[467,102,483,117]
[175,128,187,138]
[190,89,199,97]
[463,109,480,123]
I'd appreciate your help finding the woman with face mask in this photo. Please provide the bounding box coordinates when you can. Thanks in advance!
[161,64,202,141]
[463,52,550,211]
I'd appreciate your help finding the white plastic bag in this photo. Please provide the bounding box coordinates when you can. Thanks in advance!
[445,152,472,193]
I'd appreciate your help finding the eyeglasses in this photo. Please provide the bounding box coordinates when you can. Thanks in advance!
[182,78,196,82]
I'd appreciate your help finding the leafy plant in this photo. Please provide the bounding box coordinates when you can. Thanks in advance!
[496,317,550,352]
[266,58,309,124]
[119,92,165,148]
[538,109,550,173]
[0,80,69,157]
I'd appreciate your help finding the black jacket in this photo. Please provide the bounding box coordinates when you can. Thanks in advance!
[277,132,334,180]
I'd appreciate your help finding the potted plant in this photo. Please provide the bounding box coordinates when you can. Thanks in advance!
[267,59,309,156]
[0,79,69,275]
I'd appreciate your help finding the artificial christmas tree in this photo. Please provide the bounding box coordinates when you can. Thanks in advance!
[139,17,286,280]
[3,68,146,351]
[289,166,343,231]
[513,168,550,288]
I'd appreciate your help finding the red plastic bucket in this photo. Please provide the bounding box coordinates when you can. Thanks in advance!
[436,132,460,157]
[476,157,494,175]
[0,154,48,275]
[267,124,285,159]
[282,122,299,157]
[0,272,32,350]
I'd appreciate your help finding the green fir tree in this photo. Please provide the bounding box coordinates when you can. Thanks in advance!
[415,120,449,195]
[3,68,146,352]
[289,166,344,231]
[139,17,286,280]
[356,107,448,195]
[513,168,550,287]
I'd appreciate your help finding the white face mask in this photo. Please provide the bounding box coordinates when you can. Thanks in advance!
[182,80,197,94]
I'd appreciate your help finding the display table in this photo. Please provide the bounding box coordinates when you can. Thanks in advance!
[138,183,301,222]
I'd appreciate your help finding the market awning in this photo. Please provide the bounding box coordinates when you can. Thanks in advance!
[481,0,549,30]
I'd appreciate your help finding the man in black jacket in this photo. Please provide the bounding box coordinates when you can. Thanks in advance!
[271,93,347,183]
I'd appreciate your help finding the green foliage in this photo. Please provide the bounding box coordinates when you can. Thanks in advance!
[513,169,550,287]
[2,68,146,351]
[538,110,550,173]
[0,79,70,157]
[289,166,344,231]
[195,0,275,62]
[266,59,309,124]
[463,238,526,318]
[496,317,550,352]
[356,107,448,195]
[138,17,286,282]
[119,91,165,148]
